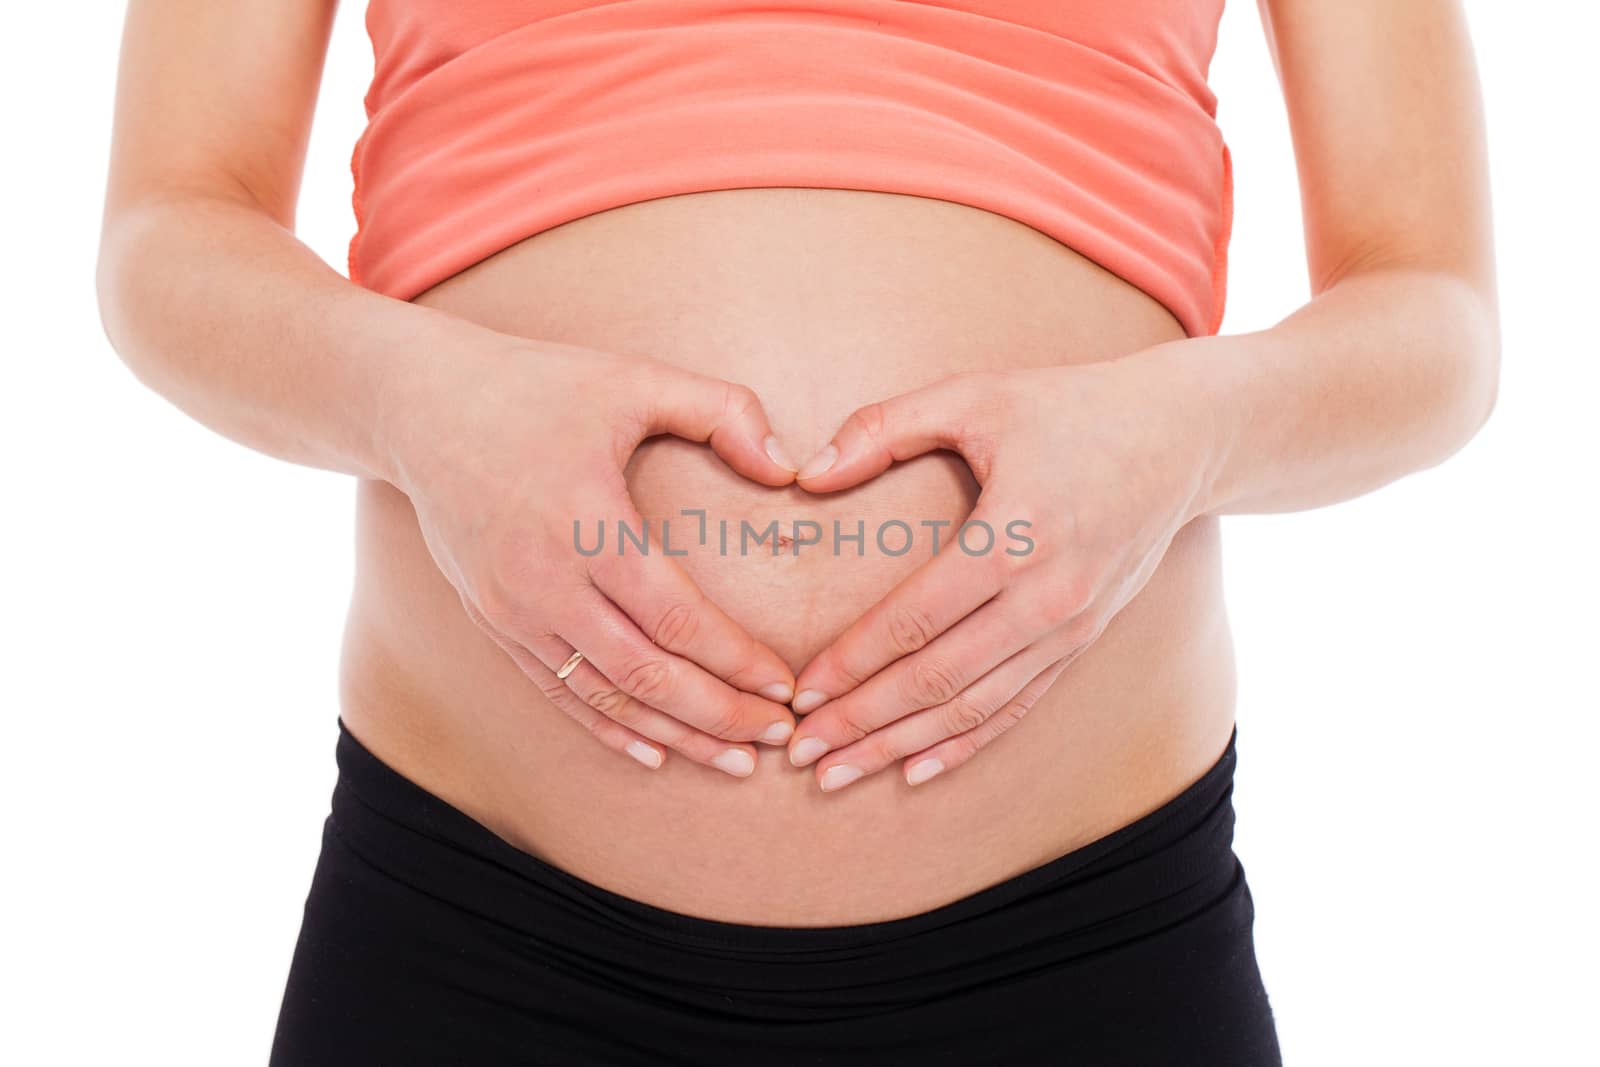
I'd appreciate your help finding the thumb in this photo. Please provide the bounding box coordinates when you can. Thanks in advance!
[640,371,798,487]
[796,373,983,493]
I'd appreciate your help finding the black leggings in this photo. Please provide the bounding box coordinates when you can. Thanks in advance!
[270,722,1281,1066]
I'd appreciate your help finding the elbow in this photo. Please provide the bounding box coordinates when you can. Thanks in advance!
[95,214,140,374]
[95,204,172,394]
[1456,285,1501,442]
[1469,342,1500,439]
[1428,276,1501,464]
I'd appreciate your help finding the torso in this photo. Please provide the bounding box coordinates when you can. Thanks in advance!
[339,186,1237,926]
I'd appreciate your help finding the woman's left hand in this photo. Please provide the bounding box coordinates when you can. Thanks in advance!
[783,343,1225,790]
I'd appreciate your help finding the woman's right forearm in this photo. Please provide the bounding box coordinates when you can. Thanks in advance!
[96,189,501,484]
[100,0,801,768]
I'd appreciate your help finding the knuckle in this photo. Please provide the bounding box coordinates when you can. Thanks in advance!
[886,603,940,656]
[811,705,870,747]
[584,685,633,720]
[973,700,1030,748]
[534,673,574,706]
[1036,599,1073,632]
[718,634,767,691]
[853,736,899,767]
[994,699,1032,731]
[833,713,871,746]
[941,693,991,737]
[707,698,750,739]
[1062,642,1093,669]
[818,647,869,690]
[1060,612,1101,647]
[723,381,760,419]
[949,731,984,763]
[651,600,702,650]
[849,401,890,446]
[904,657,963,707]
[617,657,675,704]
[585,546,627,587]
[1060,569,1096,615]
[1037,570,1094,628]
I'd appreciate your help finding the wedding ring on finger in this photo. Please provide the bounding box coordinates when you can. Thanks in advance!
[556,651,585,680]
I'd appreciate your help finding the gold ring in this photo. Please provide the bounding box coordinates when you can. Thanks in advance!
[556,651,585,680]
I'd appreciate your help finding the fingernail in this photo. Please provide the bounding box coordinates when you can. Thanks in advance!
[626,741,663,769]
[761,720,794,745]
[789,736,830,766]
[759,682,795,704]
[820,764,864,792]
[763,434,799,472]
[713,748,756,777]
[797,444,838,480]
[793,689,828,714]
[906,758,944,786]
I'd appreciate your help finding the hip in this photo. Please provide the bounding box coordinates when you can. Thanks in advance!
[271,718,1279,1066]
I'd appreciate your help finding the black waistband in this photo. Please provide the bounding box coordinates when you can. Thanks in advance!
[328,719,1241,1016]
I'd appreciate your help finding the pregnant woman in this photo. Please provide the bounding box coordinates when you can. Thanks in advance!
[97,1,1498,1063]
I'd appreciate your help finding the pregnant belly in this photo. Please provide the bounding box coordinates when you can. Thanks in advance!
[339,187,1239,925]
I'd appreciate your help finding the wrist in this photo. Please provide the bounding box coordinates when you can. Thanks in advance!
[368,312,527,495]
[1113,334,1252,521]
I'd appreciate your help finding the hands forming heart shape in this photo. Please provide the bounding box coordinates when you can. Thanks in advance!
[389,336,1221,792]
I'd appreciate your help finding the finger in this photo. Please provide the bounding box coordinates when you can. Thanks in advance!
[642,369,798,487]
[784,594,1031,767]
[468,600,772,778]
[550,649,767,779]
[794,373,984,492]
[789,515,1007,715]
[898,656,1076,786]
[553,584,796,745]
[459,598,667,772]
[587,507,796,705]
[811,644,1072,792]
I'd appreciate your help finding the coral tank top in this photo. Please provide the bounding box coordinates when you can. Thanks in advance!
[351,0,1234,337]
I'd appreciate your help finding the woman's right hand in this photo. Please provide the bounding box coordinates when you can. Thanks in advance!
[377,335,802,777]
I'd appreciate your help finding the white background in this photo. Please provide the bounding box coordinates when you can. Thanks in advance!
[3,3,1595,1064]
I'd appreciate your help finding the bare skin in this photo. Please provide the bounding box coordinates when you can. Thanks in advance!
[344,188,1239,922]
[98,0,1497,926]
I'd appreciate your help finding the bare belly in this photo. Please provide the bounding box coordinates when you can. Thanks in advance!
[339,187,1237,926]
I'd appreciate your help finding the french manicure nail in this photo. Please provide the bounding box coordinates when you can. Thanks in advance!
[626,741,663,769]
[820,764,864,792]
[789,736,830,766]
[713,748,756,777]
[792,690,828,714]
[761,720,794,745]
[906,758,944,785]
[797,444,838,480]
[759,682,795,704]
[763,434,799,472]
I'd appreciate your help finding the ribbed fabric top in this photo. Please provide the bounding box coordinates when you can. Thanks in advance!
[351,0,1233,337]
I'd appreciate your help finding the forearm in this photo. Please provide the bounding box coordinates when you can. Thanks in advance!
[95,191,506,483]
[1159,266,1500,517]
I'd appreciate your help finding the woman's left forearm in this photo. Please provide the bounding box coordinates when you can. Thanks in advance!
[1150,265,1501,517]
